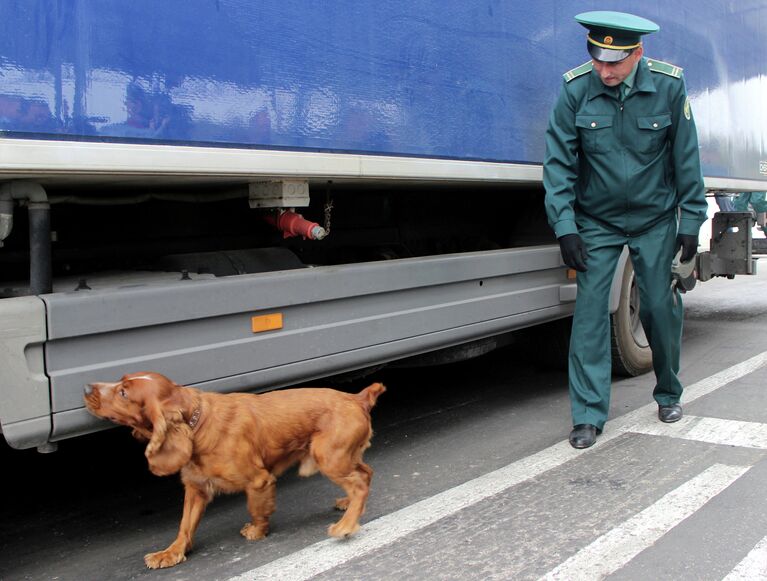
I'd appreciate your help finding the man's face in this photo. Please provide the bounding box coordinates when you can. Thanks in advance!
[592,46,643,87]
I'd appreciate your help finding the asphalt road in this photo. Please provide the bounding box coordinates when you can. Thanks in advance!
[1,267,766,581]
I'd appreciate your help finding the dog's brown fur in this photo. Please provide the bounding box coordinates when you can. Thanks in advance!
[84,371,385,569]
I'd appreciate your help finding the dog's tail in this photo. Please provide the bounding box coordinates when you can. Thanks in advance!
[356,382,386,412]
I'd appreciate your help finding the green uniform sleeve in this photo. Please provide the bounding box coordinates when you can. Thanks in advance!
[669,76,708,235]
[543,81,580,238]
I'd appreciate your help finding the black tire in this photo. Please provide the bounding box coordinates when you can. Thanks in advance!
[610,258,653,376]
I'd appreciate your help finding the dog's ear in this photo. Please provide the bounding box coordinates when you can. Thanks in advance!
[142,392,171,458]
[132,373,180,457]
[145,413,193,476]
[121,373,193,476]
[131,427,151,442]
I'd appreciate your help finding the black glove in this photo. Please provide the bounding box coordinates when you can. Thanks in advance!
[558,233,589,272]
[676,234,698,263]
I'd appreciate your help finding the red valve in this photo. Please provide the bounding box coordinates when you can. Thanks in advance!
[264,210,326,240]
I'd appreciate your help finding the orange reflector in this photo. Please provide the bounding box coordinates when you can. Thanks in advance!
[251,313,283,333]
[566,269,577,280]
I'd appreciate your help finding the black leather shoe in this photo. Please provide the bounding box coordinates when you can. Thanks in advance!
[569,424,598,449]
[658,403,683,423]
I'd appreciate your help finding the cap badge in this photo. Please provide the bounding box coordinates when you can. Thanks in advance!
[604,36,614,45]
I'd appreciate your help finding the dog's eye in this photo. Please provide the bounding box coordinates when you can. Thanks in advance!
[119,388,128,398]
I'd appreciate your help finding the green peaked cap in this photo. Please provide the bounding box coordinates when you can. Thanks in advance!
[575,11,659,63]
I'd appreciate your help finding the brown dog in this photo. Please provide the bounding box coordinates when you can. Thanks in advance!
[83,371,385,569]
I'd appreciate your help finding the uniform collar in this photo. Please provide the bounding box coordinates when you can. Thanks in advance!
[587,57,657,100]
[633,58,657,94]
[622,61,638,89]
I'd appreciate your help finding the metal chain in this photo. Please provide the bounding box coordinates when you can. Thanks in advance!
[323,181,333,235]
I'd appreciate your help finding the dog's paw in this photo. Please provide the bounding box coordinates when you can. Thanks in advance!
[334,496,350,511]
[240,522,269,541]
[144,549,187,569]
[328,520,360,538]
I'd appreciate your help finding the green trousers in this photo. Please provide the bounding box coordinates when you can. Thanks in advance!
[569,215,684,431]
[732,192,767,235]
[731,191,767,213]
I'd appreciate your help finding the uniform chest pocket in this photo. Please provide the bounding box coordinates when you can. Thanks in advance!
[575,115,614,153]
[635,114,672,153]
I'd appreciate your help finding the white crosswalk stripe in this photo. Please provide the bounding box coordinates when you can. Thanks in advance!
[228,351,767,581]
[631,415,767,449]
[538,464,751,581]
[722,535,767,580]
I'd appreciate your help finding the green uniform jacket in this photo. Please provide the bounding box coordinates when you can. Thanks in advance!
[543,57,708,238]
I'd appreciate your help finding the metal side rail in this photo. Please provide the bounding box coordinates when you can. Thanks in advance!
[39,246,574,443]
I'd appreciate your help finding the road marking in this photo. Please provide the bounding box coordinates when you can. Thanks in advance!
[228,351,767,581]
[722,535,767,580]
[229,439,586,581]
[678,351,767,404]
[538,463,751,581]
[632,415,767,449]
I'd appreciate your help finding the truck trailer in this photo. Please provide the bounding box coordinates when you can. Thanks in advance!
[1,1,765,451]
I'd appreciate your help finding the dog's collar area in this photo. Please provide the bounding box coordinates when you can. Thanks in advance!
[188,406,201,429]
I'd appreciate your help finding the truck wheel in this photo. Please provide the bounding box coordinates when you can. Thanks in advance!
[610,258,652,376]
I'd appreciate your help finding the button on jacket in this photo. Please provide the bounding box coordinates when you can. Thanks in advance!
[544,57,708,239]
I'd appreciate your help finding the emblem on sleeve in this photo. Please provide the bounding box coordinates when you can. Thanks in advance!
[683,97,691,120]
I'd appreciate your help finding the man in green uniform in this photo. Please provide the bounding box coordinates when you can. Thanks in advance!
[543,11,708,449]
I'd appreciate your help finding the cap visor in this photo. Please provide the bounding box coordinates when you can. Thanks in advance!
[587,43,632,63]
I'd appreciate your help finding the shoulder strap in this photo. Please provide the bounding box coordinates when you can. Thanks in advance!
[646,58,683,78]
[563,61,593,83]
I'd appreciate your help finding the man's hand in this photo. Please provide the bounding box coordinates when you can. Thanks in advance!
[676,234,698,263]
[558,233,589,272]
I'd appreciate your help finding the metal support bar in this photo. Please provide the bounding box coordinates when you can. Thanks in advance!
[0,181,52,294]
[28,202,53,295]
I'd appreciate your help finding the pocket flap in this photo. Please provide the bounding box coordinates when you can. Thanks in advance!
[575,115,614,129]
[637,114,672,130]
